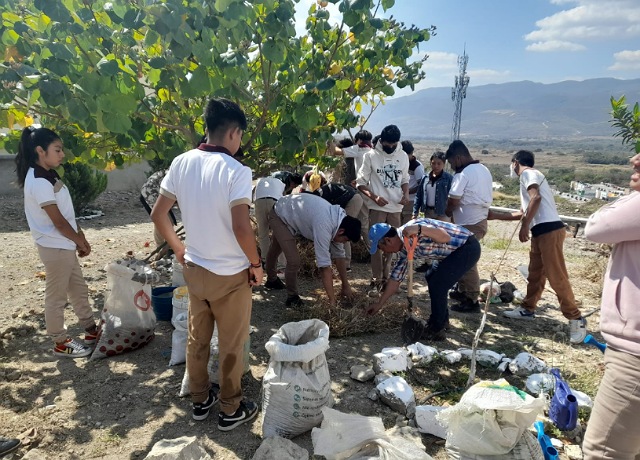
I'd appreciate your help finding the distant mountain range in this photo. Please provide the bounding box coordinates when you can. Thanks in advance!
[366,78,640,140]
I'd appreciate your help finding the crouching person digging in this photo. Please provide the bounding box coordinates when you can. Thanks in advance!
[366,219,481,341]
[264,193,362,306]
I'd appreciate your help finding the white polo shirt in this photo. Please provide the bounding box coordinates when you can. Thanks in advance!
[24,166,78,250]
[449,162,493,225]
[160,147,252,276]
[520,169,561,228]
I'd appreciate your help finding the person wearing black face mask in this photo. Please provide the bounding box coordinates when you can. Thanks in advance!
[443,140,493,313]
[356,124,410,291]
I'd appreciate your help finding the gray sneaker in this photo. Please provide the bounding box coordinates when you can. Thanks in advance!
[569,317,587,344]
[53,338,92,358]
[502,306,535,320]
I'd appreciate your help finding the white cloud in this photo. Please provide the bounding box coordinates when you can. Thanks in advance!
[526,0,640,52]
[608,49,640,71]
[526,40,586,52]
[467,69,512,85]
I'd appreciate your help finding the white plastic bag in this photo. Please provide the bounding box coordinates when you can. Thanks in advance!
[91,260,157,360]
[262,319,333,438]
[169,312,188,366]
[446,430,544,460]
[438,379,545,456]
[311,407,433,460]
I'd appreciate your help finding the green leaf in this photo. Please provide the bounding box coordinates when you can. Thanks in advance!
[262,39,286,64]
[336,79,351,90]
[1,30,19,45]
[68,99,90,123]
[98,93,137,114]
[381,0,395,11]
[97,58,119,77]
[369,18,384,29]
[316,77,336,91]
[34,0,72,23]
[38,79,66,106]
[102,113,132,134]
[148,57,167,69]
[215,0,236,13]
[188,66,211,94]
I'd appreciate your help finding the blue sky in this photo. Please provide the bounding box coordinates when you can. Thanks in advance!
[294,0,640,95]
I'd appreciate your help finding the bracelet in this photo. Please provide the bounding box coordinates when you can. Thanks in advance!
[250,261,262,268]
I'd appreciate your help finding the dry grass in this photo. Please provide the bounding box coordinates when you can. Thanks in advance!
[285,292,409,337]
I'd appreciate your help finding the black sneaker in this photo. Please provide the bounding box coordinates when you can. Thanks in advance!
[415,262,431,273]
[285,295,303,307]
[421,326,447,341]
[218,400,258,432]
[192,385,220,421]
[450,299,481,313]
[448,289,467,302]
[264,278,285,289]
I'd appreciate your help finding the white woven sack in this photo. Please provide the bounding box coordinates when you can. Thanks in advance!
[261,319,333,438]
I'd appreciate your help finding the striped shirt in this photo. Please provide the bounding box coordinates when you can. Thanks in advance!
[389,218,473,282]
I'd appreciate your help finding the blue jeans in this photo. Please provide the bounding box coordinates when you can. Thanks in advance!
[425,236,481,330]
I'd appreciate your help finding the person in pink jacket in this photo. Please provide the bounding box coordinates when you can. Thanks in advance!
[582,153,640,459]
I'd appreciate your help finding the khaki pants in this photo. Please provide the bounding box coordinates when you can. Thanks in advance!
[254,197,277,260]
[357,191,371,251]
[266,211,301,297]
[457,219,488,300]
[37,245,95,344]
[583,347,640,459]
[369,209,401,280]
[401,200,414,225]
[184,263,252,415]
[343,193,364,265]
[521,227,580,319]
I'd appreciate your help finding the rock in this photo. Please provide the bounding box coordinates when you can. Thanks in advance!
[373,347,410,373]
[415,405,448,439]
[144,436,212,460]
[376,376,415,417]
[251,436,309,460]
[22,449,48,460]
[565,444,583,460]
[440,350,462,364]
[497,358,511,373]
[5,369,21,381]
[374,370,393,385]
[406,343,438,365]
[350,365,374,382]
[367,388,379,401]
[508,352,547,376]
[550,438,563,450]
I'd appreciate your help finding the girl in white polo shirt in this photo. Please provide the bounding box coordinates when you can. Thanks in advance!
[16,127,98,358]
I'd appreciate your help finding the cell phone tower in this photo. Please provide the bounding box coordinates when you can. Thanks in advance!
[451,49,470,141]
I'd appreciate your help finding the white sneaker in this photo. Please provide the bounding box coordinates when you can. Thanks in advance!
[502,306,536,320]
[53,338,92,358]
[569,317,587,344]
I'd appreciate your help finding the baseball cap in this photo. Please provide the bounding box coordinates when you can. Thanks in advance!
[369,223,392,254]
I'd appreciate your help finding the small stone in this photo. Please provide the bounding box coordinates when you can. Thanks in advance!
[350,365,375,382]
[565,444,583,460]
[327,358,336,364]
[6,369,21,381]
[53,396,62,402]
[374,370,393,385]
[252,436,309,460]
[367,388,379,401]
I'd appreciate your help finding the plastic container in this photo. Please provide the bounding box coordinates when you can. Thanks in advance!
[171,256,185,286]
[151,286,176,321]
[172,285,189,322]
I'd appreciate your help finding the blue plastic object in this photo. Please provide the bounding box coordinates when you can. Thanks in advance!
[151,286,176,321]
[534,421,560,460]
[549,368,578,431]
[584,334,606,353]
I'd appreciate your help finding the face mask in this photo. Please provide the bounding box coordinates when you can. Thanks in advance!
[382,145,396,154]
[510,163,518,178]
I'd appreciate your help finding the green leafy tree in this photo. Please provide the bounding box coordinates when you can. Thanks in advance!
[0,0,433,172]
[61,162,108,212]
[611,96,640,153]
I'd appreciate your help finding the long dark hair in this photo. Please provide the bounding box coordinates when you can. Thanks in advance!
[15,127,61,188]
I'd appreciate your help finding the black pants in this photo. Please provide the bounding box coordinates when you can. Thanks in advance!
[426,236,481,330]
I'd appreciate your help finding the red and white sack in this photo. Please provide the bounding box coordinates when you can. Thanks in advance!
[91,259,157,360]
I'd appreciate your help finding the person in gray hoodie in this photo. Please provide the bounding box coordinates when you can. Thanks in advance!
[356,125,410,289]
[582,153,640,459]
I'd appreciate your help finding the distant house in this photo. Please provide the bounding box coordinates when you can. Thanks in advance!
[570,181,628,201]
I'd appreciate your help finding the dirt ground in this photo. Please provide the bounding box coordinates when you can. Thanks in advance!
[0,189,609,459]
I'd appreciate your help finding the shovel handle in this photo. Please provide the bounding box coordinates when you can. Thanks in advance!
[404,236,418,307]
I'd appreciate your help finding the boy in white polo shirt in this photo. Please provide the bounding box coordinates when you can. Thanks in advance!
[151,98,262,432]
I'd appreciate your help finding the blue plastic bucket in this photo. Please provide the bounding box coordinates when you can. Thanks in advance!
[151,286,176,321]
